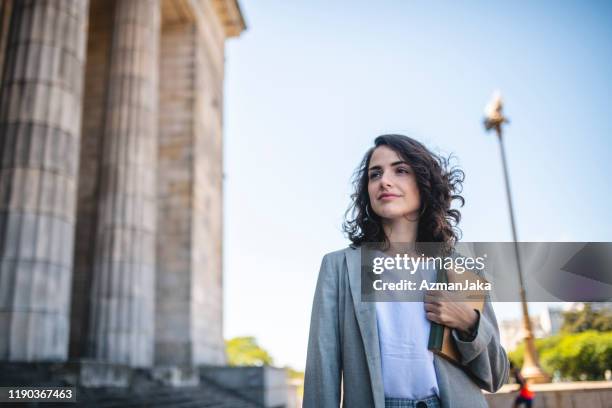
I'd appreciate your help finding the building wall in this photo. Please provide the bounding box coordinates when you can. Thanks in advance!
[191,0,226,366]
[157,20,198,365]
[0,0,244,368]
[156,0,227,366]
[486,381,612,408]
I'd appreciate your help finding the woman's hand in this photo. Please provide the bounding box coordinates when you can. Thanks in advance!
[424,290,479,337]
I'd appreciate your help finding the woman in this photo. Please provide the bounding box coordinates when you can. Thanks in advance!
[304,135,509,408]
[511,362,534,408]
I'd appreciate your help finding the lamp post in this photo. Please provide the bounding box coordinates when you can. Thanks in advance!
[483,91,550,383]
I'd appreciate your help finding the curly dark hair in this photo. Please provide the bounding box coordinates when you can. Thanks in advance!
[343,134,465,254]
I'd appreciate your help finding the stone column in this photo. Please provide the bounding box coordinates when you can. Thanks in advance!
[155,2,226,367]
[0,0,89,361]
[86,0,159,367]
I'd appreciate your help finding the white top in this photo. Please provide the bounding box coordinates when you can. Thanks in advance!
[375,259,440,399]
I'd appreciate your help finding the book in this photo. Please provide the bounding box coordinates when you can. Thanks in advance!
[427,266,487,365]
[427,267,448,351]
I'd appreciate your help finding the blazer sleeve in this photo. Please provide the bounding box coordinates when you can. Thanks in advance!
[451,294,510,392]
[303,254,342,407]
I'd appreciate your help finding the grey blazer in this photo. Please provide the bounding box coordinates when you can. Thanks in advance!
[303,246,509,408]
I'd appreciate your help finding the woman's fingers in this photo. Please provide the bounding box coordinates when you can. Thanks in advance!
[424,302,438,312]
[424,289,448,303]
[424,292,441,305]
[425,290,469,328]
[424,292,444,315]
[425,311,441,323]
[424,302,447,325]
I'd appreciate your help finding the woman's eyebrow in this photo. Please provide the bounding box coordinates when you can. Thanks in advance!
[368,161,408,171]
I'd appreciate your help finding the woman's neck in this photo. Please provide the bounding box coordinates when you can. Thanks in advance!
[382,216,419,244]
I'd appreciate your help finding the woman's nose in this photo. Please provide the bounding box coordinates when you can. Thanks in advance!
[379,172,393,187]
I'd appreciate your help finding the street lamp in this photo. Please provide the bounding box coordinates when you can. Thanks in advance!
[483,91,550,383]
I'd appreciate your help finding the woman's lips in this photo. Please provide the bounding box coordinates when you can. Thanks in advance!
[379,194,399,200]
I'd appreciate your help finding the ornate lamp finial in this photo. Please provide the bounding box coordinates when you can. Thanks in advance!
[483,90,509,132]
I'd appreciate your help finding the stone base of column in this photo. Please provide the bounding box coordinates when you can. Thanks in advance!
[200,365,290,407]
[0,362,292,407]
[0,361,203,388]
[0,360,134,388]
[151,365,200,387]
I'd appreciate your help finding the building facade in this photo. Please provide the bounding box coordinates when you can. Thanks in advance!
[499,307,563,352]
[0,0,244,372]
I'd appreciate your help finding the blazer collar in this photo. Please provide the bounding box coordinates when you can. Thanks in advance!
[345,246,385,408]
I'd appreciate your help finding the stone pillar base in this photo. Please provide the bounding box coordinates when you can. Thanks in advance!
[199,365,290,408]
[151,366,200,387]
[0,361,202,389]
[0,361,135,388]
[0,362,292,407]
[0,362,285,390]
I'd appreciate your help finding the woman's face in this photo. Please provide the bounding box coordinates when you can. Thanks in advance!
[367,146,421,221]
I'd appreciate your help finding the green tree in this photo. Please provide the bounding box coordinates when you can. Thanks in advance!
[561,303,612,333]
[508,331,612,380]
[541,331,612,380]
[508,335,561,370]
[225,336,274,366]
[285,366,304,380]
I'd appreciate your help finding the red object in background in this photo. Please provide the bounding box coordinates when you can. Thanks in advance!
[519,385,535,399]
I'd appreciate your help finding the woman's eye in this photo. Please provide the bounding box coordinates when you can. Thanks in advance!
[397,168,410,174]
[369,172,381,179]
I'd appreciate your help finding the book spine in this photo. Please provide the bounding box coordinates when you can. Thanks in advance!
[427,267,448,351]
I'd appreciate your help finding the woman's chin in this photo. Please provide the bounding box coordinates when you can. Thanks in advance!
[379,211,419,222]
[380,212,409,221]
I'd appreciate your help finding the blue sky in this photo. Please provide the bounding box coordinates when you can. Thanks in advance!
[221,1,612,370]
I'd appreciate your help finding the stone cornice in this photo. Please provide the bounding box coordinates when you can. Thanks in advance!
[211,0,246,38]
[162,0,246,38]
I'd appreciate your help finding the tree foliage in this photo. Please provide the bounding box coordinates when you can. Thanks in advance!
[542,331,612,380]
[508,335,561,370]
[225,336,274,366]
[508,331,612,380]
[285,366,304,379]
[561,304,612,333]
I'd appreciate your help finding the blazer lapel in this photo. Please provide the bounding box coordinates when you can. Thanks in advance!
[345,246,385,408]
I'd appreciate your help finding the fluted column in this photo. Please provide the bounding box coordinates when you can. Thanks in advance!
[0,0,89,361]
[86,0,159,367]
